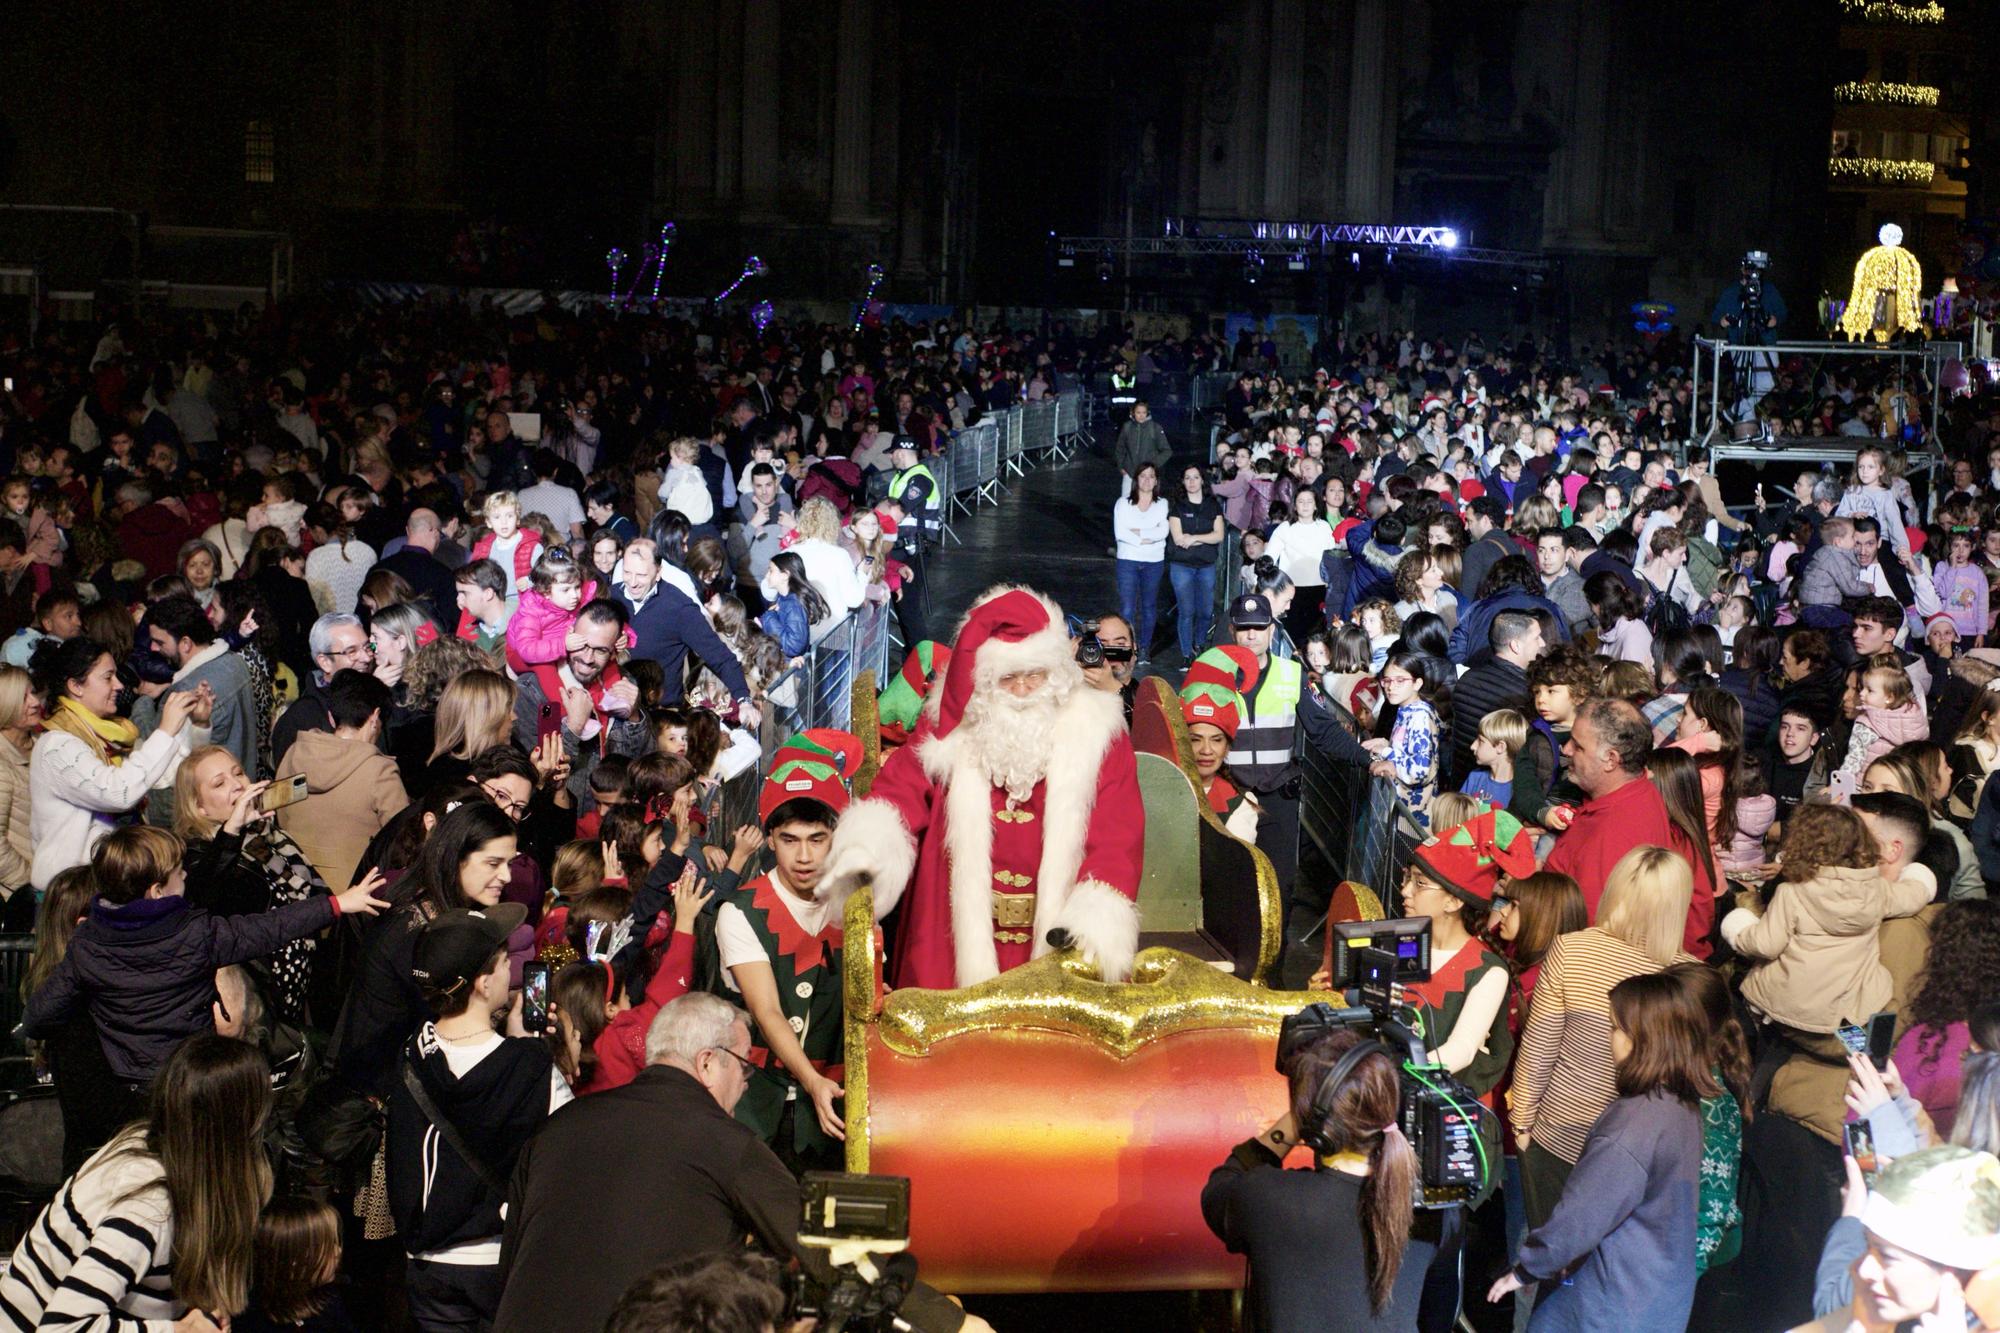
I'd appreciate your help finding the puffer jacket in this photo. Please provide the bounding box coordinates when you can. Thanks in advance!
[1798,544,1871,608]
[1722,864,1932,1033]
[1347,539,1404,611]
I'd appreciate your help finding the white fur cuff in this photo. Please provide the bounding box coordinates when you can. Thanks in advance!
[1719,906,1759,950]
[820,797,919,918]
[1054,880,1141,983]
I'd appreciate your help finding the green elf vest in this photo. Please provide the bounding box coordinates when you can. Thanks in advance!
[1405,939,1513,1100]
[719,873,845,1156]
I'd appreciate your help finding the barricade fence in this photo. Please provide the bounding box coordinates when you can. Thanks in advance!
[1298,702,1420,913]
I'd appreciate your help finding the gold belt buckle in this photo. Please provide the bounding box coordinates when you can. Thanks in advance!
[991,890,1036,928]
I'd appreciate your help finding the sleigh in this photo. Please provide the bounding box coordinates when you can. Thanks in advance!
[840,675,1378,1292]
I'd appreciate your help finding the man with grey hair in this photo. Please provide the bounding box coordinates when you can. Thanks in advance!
[272,612,374,765]
[495,994,980,1333]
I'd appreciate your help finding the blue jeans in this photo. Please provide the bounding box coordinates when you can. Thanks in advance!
[1116,558,1165,657]
[1168,560,1216,661]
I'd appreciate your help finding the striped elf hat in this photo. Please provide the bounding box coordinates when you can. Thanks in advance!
[878,640,952,732]
[1179,645,1260,740]
[759,729,862,823]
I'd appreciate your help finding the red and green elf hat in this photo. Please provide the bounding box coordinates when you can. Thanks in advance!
[1410,808,1537,907]
[878,640,952,732]
[759,729,862,824]
[1180,645,1260,740]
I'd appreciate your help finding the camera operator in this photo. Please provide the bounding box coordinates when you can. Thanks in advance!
[495,993,983,1333]
[1076,612,1138,720]
[1202,1025,1461,1332]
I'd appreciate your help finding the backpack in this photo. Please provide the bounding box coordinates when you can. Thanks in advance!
[1644,571,1693,637]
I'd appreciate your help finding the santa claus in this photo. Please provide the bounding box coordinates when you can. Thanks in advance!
[821,585,1145,988]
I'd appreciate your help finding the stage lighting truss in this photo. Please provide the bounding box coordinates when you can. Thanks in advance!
[1062,219,1543,273]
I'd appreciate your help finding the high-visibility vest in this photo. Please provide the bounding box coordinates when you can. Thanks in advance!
[1225,654,1302,790]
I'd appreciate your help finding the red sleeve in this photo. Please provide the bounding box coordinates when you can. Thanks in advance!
[590,931,698,1093]
[1076,734,1145,901]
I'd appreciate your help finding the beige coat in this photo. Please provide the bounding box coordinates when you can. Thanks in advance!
[275,729,408,893]
[0,733,32,891]
[1724,864,1932,1034]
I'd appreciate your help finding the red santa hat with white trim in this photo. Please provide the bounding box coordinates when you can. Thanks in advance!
[925,585,1077,739]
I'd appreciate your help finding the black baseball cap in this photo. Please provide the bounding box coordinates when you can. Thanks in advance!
[1230,593,1275,628]
[412,905,528,999]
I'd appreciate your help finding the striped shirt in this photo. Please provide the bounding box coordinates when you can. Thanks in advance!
[0,1131,179,1331]
[1507,928,1697,1165]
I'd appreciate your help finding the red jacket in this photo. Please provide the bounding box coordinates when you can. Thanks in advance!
[587,931,696,1094]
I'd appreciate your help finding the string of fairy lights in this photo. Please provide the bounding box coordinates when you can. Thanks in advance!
[1828,1,1949,188]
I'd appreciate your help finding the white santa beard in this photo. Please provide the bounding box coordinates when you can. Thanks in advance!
[960,684,1064,801]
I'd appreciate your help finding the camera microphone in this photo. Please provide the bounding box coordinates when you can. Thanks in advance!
[1045,927,1075,951]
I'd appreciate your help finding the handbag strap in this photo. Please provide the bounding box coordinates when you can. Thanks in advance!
[401,1061,508,1199]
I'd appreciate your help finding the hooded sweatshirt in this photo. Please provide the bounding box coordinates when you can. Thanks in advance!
[275,729,410,893]
[1721,863,1933,1033]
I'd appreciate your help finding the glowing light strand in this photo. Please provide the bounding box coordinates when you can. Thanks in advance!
[852,263,886,332]
[1828,157,1937,186]
[1837,0,1944,22]
[648,223,676,305]
[751,300,775,335]
[1839,226,1924,343]
[713,255,767,305]
[605,247,627,301]
[1832,80,1940,105]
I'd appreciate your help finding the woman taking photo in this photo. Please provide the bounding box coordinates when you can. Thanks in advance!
[1113,462,1168,665]
[1167,464,1226,664]
[1202,1026,1450,1332]
[0,663,41,905]
[0,1034,271,1333]
[1509,844,1696,1226]
[1488,970,1710,1331]
[329,801,523,1103]
[27,637,204,890]
[174,744,331,1023]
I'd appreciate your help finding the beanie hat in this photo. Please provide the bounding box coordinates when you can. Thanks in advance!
[759,729,861,824]
[1410,808,1537,907]
[928,587,1071,739]
[1860,1145,2000,1271]
[1180,645,1260,740]
[878,640,951,733]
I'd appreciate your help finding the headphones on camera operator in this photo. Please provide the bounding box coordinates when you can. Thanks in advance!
[1296,1033,1397,1157]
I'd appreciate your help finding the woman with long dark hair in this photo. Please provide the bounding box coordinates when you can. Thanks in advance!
[1203,1026,1446,1329]
[0,1035,272,1331]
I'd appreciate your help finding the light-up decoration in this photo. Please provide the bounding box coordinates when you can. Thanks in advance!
[1828,157,1938,187]
[1832,81,1941,106]
[648,223,677,305]
[1837,0,1944,21]
[1839,223,1924,343]
[751,300,775,335]
[713,255,767,305]
[852,263,886,332]
[606,247,627,302]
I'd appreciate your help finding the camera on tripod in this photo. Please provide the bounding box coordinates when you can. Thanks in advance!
[1279,918,1499,1210]
[788,1172,927,1333]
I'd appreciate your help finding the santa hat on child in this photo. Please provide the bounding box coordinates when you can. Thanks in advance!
[758,729,862,823]
[878,640,951,739]
[925,586,1075,739]
[1411,809,1537,907]
[1179,645,1260,739]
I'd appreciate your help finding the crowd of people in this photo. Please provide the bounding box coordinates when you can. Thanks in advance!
[1160,335,2000,1330]
[2,294,2000,1332]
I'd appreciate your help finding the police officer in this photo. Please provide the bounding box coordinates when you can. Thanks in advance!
[885,435,937,642]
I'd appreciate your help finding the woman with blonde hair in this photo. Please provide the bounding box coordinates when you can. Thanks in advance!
[1508,843,1698,1226]
[0,664,41,900]
[789,496,866,620]
[365,601,439,692]
[423,669,517,790]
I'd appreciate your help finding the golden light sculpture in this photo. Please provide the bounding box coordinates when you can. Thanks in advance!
[1832,81,1941,106]
[1839,223,1925,343]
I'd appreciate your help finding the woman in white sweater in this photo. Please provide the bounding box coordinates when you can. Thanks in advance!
[791,496,867,627]
[1263,486,1336,643]
[28,638,200,889]
[0,1035,271,1333]
[1114,463,1169,664]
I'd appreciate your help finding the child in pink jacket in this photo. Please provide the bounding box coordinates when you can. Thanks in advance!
[504,546,631,674]
[1833,662,1929,795]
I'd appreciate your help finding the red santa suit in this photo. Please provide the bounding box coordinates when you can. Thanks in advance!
[822,587,1145,989]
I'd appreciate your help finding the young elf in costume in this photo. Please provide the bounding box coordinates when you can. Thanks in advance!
[1397,809,1535,1102]
[1180,645,1262,844]
[714,730,862,1172]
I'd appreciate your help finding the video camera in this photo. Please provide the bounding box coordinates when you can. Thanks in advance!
[789,1172,930,1333]
[1278,918,1500,1210]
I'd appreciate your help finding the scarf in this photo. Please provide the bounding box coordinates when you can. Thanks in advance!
[47,695,139,766]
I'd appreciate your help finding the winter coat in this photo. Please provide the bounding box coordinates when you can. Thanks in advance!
[1721,793,1777,878]
[0,733,31,890]
[276,729,410,893]
[1211,471,1272,534]
[1722,864,1932,1033]
[657,461,714,525]
[21,891,337,1081]
[1835,700,1928,788]
[1112,417,1171,479]
[28,725,190,891]
[758,594,811,659]
[1447,588,1569,665]
[1798,544,1871,608]
[1347,539,1403,610]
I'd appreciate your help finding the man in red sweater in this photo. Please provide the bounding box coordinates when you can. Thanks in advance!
[1542,698,1715,954]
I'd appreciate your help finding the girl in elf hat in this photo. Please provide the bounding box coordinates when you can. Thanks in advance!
[1179,646,1261,843]
[1396,809,1534,1101]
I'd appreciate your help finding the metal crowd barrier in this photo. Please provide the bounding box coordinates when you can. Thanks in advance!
[1021,399,1059,464]
[1000,405,1026,481]
[1297,703,1420,911]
